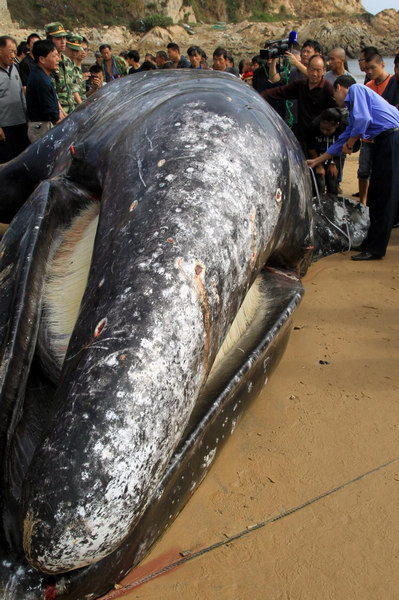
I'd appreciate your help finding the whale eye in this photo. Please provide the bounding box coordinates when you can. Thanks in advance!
[94,318,107,338]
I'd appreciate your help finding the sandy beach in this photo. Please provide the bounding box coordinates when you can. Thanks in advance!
[100,153,399,600]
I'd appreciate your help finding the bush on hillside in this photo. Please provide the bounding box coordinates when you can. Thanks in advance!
[139,13,174,30]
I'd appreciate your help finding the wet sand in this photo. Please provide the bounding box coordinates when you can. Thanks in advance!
[102,154,399,600]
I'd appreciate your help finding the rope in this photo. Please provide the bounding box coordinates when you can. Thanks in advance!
[106,455,399,596]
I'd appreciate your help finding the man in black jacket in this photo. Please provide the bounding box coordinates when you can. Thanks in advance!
[18,32,40,91]
[261,54,335,156]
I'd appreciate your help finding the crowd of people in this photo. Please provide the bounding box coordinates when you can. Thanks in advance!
[0,21,398,259]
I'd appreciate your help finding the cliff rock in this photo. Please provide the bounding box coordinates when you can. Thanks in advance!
[2,10,398,60]
[0,0,11,25]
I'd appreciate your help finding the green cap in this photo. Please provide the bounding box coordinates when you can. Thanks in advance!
[45,22,68,38]
[66,33,84,51]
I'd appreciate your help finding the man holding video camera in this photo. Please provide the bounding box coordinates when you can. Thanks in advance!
[260,54,335,156]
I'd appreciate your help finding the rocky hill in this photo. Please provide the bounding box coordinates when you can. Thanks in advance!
[0,0,398,60]
[4,0,368,29]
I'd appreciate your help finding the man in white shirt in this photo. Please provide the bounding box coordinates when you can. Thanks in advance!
[0,36,29,164]
[325,47,350,85]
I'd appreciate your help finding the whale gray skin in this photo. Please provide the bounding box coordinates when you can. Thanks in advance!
[0,71,312,580]
[312,193,369,260]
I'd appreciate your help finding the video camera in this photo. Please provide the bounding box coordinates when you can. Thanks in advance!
[260,30,297,60]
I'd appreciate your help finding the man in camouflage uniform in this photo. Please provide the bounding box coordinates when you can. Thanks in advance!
[99,44,128,81]
[45,22,77,116]
[65,33,87,105]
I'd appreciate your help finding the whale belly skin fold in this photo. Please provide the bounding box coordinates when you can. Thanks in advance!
[0,70,312,589]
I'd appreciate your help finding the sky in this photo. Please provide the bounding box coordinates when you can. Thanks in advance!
[362,0,399,13]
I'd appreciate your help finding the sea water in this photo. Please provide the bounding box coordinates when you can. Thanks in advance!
[347,57,396,83]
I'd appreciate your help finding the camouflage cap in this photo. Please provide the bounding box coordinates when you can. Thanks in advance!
[66,33,84,51]
[45,22,68,38]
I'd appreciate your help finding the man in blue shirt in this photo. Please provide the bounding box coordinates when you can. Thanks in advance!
[307,74,399,261]
[26,39,61,143]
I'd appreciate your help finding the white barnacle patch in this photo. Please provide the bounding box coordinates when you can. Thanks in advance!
[104,353,119,367]
[202,448,216,469]
[334,203,347,225]
[105,410,118,421]
[165,174,176,183]
[184,167,195,179]
[212,281,220,304]
[140,338,152,350]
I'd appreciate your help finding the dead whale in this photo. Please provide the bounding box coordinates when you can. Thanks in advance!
[0,70,312,598]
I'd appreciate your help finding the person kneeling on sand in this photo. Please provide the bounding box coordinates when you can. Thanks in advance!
[306,107,348,196]
[306,74,399,262]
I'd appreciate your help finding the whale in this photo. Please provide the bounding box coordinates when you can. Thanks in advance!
[0,70,312,598]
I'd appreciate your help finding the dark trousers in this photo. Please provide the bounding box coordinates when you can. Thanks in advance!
[315,167,339,196]
[363,130,399,257]
[313,156,345,196]
[0,123,30,164]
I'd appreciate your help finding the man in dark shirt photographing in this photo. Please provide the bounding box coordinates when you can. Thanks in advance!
[261,54,335,156]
